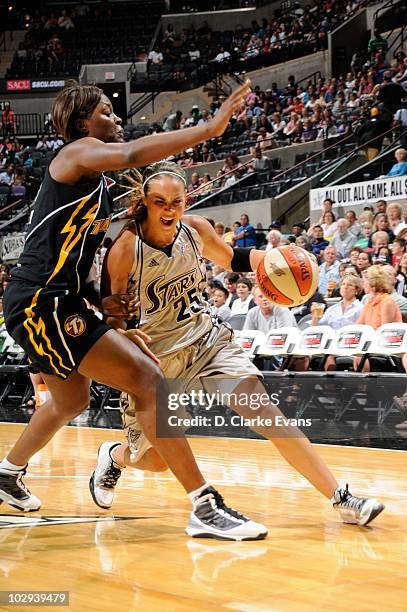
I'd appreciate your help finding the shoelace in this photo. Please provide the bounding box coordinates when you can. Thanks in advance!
[16,467,30,495]
[338,484,364,512]
[209,489,248,522]
[100,463,122,489]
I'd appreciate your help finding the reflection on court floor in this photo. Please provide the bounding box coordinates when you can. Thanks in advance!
[0,423,406,611]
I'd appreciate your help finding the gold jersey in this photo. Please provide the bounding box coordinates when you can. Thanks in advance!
[127,221,214,357]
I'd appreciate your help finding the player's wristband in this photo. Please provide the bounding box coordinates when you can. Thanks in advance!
[231,248,252,272]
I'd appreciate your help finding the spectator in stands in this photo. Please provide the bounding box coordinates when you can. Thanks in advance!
[319,210,337,240]
[1,103,17,137]
[222,154,241,175]
[391,237,406,268]
[355,265,402,371]
[234,213,256,247]
[163,110,182,131]
[271,112,286,137]
[58,9,75,30]
[265,229,281,251]
[357,250,373,272]
[244,286,297,332]
[48,134,63,151]
[387,202,407,235]
[387,148,407,177]
[211,286,231,322]
[371,230,390,255]
[354,222,373,249]
[230,277,255,315]
[195,172,212,194]
[346,245,360,265]
[369,213,394,246]
[377,72,406,118]
[224,272,239,307]
[0,165,15,186]
[317,198,334,223]
[397,252,407,296]
[36,135,52,152]
[310,225,329,257]
[291,222,306,238]
[383,264,407,315]
[213,46,231,63]
[187,172,202,193]
[214,222,224,237]
[318,245,341,295]
[256,126,276,151]
[284,112,302,140]
[331,218,358,258]
[312,273,363,329]
[311,274,363,370]
[248,148,271,173]
[148,45,164,65]
[376,199,387,214]
[358,265,402,328]
[367,29,388,61]
[345,210,361,237]
[355,107,391,161]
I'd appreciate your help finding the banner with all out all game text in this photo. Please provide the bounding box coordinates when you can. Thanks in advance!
[309,176,407,212]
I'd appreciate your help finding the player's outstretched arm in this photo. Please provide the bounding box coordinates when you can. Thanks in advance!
[64,81,251,174]
[184,215,265,272]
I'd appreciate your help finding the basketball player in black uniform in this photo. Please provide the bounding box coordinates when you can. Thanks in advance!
[89,161,384,538]
[0,81,275,541]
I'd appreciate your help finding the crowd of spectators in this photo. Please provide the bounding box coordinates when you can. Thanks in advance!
[150,0,370,83]
[143,48,406,197]
[0,124,66,206]
[8,1,161,78]
[202,200,407,375]
[0,135,34,204]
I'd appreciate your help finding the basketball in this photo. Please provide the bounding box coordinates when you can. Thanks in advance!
[256,245,319,306]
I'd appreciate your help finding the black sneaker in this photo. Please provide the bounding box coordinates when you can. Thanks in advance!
[332,484,384,526]
[0,466,41,511]
[186,486,267,541]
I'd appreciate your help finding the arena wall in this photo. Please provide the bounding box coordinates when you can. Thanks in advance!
[161,1,306,32]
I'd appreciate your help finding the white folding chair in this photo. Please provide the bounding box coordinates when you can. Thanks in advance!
[234,330,266,360]
[330,324,376,360]
[257,326,299,359]
[293,325,337,359]
[371,323,407,356]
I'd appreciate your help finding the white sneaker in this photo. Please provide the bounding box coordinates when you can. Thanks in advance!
[332,484,385,526]
[186,486,268,541]
[89,442,124,509]
[0,466,41,511]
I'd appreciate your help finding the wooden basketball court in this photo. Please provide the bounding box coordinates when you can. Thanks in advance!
[0,423,406,611]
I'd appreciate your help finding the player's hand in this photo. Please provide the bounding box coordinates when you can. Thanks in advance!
[101,293,139,318]
[209,80,252,137]
[117,328,160,365]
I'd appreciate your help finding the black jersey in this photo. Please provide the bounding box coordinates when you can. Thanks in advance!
[11,150,114,293]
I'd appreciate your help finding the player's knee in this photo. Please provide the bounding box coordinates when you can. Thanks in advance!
[131,362,166,404]
[51,394,89,419]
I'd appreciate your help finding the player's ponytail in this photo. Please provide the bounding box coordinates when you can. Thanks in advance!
[120,169,146,221]
[123,161,186,221]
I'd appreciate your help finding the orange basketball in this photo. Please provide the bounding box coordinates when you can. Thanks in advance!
[256,245,319,307]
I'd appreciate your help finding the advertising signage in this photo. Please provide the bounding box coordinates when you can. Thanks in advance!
[6,79,67,92]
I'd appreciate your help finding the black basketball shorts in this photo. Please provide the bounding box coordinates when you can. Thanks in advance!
[3,280,111,380]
